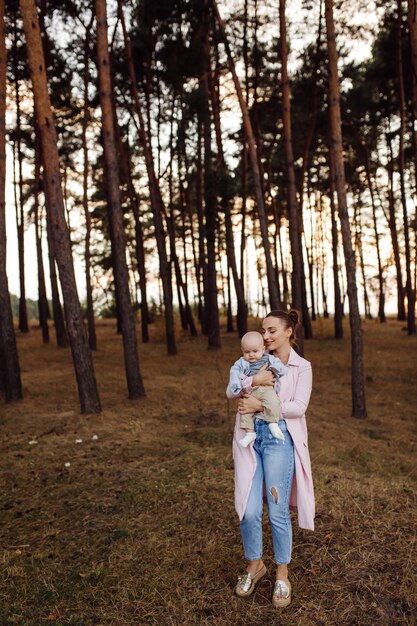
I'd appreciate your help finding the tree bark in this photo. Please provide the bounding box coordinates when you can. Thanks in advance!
[210,36,247,337]
[325,0,367,417]
[167,99,187,332]
[213,0,280,309]
[305,190,316,321]
[33,130,49,343]
[362,144,386,322]
[396,0,416,334]
[20,0,101,413]
[81,18,97,351]
[328,159,343,337]
[407,0,417,191]
[196,119,207,333]
[279,0,306,354]
[201,1,220,348]
[177,116,198,338]
[43,178,68,348]
[0,0,22,401]
[118,130,150,343]
[12,15,29,334]
[95,0,145,398]
[354,201,372,320]
[386,130,406,321]
[118,0,176,354]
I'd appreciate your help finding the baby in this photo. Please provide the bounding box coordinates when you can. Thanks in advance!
[229,331,288,448]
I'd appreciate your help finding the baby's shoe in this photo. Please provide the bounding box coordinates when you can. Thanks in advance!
[239,432,257,448]
[269,422,285,441]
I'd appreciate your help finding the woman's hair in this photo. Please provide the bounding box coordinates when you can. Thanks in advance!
[264,309,300,347]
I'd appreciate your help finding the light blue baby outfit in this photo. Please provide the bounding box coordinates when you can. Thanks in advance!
[229,353,288,396]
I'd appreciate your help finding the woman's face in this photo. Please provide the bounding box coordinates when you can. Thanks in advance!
[261,316,292,353]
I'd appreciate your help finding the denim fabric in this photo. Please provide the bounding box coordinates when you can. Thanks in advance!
[240,417,295,564]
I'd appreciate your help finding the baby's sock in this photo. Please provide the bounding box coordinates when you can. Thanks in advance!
[239,432,257,448]
[269,422,285,441]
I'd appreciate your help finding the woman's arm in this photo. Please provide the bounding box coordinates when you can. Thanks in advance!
[237,394,263,415]
[281,364,312,419]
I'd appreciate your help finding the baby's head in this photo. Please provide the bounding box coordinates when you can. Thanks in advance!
[241,331,265,363]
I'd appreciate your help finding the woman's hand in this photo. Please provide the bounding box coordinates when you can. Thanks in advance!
[237,394,263,415]
[252,363,275,387]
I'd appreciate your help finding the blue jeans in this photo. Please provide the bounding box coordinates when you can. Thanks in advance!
[240,417,295,564]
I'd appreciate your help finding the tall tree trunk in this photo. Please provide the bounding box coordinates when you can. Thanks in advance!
[306,191,316,321]
[299,3,323,324]
[196,119,207,333]
[44,187,68,348]
[167,100,187,332]
[0,0,22,401]
[186,176,204,331]
[299,0,323,214]
[20,0,101,413]
[274,201,290,303]
[325,0,367,417]
[354,201,372,320]
[34,133,49,343]
[81,18,97,351]
[328,159,343,338]
[386,130,406,321]
[210,37,247,337]
[362,143,386,322]
[108,52,150,344]
[176,127,198,337]
[118,0,176,354]
[226,263,234,332]
[36,0,67,349]
[240,143,247,288]
[213,0,280,309]
[12,15,29,333]
[12,136,29,333]
[168,173,187,332]
[397,0,416,334]
[408,0,417,192]
[279,0,307,354]
[240,0,249,290]
[120,133,150,343]
[95,0,145,398]
[201,1,220,349]
[181,193,198,336]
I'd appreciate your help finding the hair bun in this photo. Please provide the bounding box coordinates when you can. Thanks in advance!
[288,309,299,325]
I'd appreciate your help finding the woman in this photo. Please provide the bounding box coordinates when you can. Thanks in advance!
[227,309,315,608]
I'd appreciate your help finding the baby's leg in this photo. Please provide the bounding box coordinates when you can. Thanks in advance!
[252,387,285,440]
[239,413,257,447]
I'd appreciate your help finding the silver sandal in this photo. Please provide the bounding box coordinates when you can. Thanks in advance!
[272,578,292,607]
[235,563,267,597]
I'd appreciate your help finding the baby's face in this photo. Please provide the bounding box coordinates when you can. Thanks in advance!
[242,341,265,363]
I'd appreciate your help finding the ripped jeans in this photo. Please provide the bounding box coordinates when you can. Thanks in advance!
[240,417,295,564]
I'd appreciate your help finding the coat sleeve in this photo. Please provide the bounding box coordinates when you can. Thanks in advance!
[281,363,312,419]
[228,359,245,396]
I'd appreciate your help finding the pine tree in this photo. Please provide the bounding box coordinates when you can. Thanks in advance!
[0,0,22,402]
[95,0,146,397]
[325,0,367,418]
[19,0,101,413]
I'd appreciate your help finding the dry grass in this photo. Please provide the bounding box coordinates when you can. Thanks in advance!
[0,317,416,625]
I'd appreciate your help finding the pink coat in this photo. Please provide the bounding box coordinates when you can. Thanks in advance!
[228,347,315,531]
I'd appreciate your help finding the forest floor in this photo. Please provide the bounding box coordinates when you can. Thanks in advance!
[1,316,416,626]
